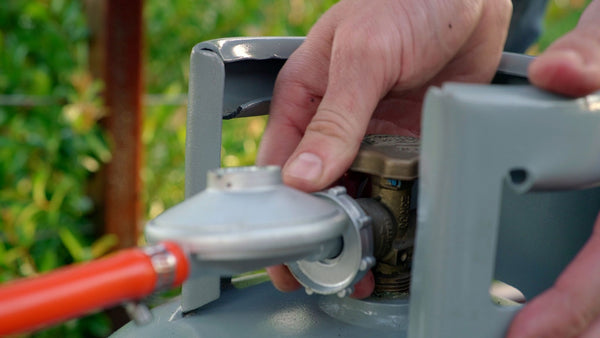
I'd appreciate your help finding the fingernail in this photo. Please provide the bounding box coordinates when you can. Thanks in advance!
[285,152,323,182]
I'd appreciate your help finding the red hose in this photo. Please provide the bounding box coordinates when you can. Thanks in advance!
[0,241,189,335]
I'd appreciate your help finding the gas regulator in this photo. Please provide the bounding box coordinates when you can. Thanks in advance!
[145,134,420,299]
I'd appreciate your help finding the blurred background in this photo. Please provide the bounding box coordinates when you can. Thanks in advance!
[0,0,592,336]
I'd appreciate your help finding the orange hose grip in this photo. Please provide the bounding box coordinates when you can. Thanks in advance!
[0,241,189,335]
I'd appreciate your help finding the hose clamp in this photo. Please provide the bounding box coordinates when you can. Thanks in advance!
[143,244,178,291]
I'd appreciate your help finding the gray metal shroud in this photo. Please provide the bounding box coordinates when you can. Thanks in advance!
[409,84,600,337]
[183,37,303,311]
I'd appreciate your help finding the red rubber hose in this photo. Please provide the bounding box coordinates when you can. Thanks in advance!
[0,241,189,335]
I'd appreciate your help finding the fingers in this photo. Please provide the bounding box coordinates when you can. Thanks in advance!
[256,10,337,168]
[581,317,600,338]
[258,17,343,293]
[258,0,508,296]
[506,212,600,338]
[281,17,400,192]
[266,265,301,292]
[254,51,324,167]
[529,0,600,97]
[523,21,600,334]
[255,43,328,167]
[350,270,375,299]
[280,0,510,192]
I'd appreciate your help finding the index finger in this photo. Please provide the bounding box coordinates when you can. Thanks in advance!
[256,16,336,167]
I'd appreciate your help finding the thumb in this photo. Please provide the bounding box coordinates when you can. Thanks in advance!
[529,0,600,97]
[282,26,392,191]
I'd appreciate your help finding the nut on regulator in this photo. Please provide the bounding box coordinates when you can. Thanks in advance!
[287,185,375,297]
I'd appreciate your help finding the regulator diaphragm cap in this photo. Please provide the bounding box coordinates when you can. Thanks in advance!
[146,166,349,274]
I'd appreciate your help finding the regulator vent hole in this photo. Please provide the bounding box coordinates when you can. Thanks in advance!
[509,168,528,185]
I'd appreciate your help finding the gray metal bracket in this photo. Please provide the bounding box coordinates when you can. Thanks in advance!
[409,83,600,337]
[183,37,303,312]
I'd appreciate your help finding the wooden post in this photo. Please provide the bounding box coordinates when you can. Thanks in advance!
[83,0,144,331]
[102,0,144,249]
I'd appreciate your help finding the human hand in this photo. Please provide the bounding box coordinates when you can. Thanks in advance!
[507,2,600,337]
[256,0,512,296]
[506,213,600,338]
[527,0,600,97]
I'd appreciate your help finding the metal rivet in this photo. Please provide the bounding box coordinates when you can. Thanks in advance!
[329,186,346,196]
[124,302,153,326]
[337,287,353,298]
[360,256,375,271]
[357,215,371,228]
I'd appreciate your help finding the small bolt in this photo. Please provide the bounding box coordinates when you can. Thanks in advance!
[124,302,153,326]
[359,256,375,271]
[337,287,353,298]
[357,215,371,228]
[329,186,346,196]
[400,252,408,262]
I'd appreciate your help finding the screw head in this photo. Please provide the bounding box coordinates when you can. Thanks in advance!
[329,186,347,196]
[337,287,354,298]
[359,256,375,271]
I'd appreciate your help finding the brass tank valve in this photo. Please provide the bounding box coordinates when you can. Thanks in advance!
[350,135,419,296]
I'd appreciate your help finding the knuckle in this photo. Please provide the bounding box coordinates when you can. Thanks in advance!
[335,20,395,61]
[307,107,362,146]
[267,265,300,292]
[550,286,595,336]
[497,0,513,24]
[500,0,513,15]
[486,0,512,26]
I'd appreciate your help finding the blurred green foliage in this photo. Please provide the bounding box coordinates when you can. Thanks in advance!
[0,0,114,336]
[142,0,337,219]
[0,0,593,337]
[532,0,592,53]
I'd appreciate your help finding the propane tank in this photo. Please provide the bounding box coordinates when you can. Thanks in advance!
[113,163,416,338]
[5,38,599,337]
[110,133,421,337]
